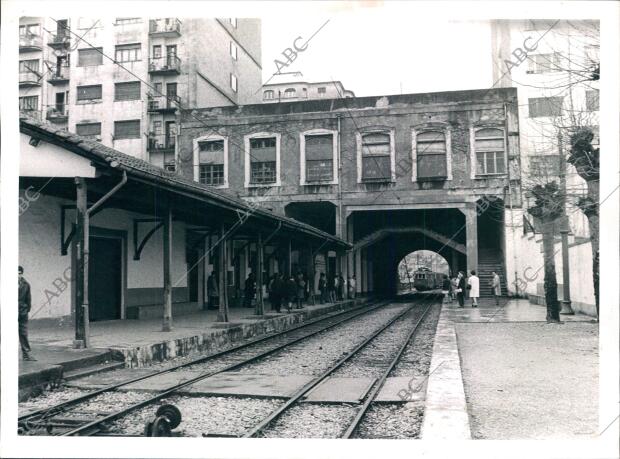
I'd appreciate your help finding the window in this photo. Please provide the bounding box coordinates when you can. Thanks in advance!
[229,18,237,28]
[529,155,560,177]
[114,81,141,101]
[283,88,296,98]
[199,164,225,186]
[152,45,162,59]
[115,18,141,25]
[317,87,326,96]
[528,97,563,117]
[152,120,162,135]
[361,132,392,181]
[305,134,334,182]
[115,43,141,63]
[416,131,447,180]
[78,48,103,66]
[19,96,39,111]
[230,74,237,92]
[77,84,102,101]
[114,120,140,139]
[230,41,237,60]
[76,122,101,139]
[528,53,561,73]
[19,59,39,73]
[249,137,277,184]
[586,89,599,111]
[198,140,225,186]
[263,90,274,100]
[474,128,506,175]
[19,24,40,36]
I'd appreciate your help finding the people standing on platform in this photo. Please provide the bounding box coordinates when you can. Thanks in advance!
[327,273,336,303]
[244,272,257,308]
[18,266,36,361]
[207,271,219,310]
[269,273,283,313]
[451,276,458,301]
[456,271,466,308]
[468,270,480,308]
[442,274,451,303]
[295,271,306,309]
[318,273,328,304]
[491,271,501,306]
[348,275,356,299]
[337,273,345,301]
[284,275,297,312]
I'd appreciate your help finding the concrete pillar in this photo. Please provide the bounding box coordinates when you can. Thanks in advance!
[74,177,89,348]
[355,249,362,293]
[461,205,478,275]
[361,249,368,294]
[162,205,173,332]
[217,224,229,322]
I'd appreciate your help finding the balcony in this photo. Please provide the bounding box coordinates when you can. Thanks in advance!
[47,33,71,50]
[19,33,43,52]
[46,105,69,123]
[149,18,181,37]
[47,65,70,85]
[148,56,181,75]
[19,71,41,87]
[147,94,181,113]
[147,134,176,153]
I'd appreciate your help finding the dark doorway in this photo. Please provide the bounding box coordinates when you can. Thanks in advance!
[187,247,200,302]
[88,236,122,321]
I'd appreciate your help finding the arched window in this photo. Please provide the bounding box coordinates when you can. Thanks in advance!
[416,131,447,180]
[263,90,274,100]
[474,128,505,175]
[283,88,296,98]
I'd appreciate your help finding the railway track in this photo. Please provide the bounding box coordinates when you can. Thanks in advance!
[239,295,437,439]
[18,297,401,436]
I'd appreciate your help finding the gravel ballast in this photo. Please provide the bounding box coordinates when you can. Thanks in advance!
[259,404,359,438]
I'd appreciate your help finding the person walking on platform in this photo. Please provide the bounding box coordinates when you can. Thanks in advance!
[468,270,480,308]
[337,273,345,301]
[327,274,336,303]
[18,266,36,361]
[456,271,466,308]
[451,276,458,301]
[442,274,451,303]
[269,273,283,313]
[284,275,297,312]
[491,271,501,306]
[244,272,257,308]
[348,275,356,300]
[295,271,306,309]
[207,271,219,310]
[318,273,328,304]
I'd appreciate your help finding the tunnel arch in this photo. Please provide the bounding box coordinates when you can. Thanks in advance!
[398,249,450,292]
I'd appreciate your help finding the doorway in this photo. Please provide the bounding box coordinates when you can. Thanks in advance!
[88,236,122,321]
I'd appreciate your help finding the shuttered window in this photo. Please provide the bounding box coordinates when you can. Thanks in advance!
[78,48,103,66]
[114,81,141,101]
[115,43,141,63]
[76,122,101,138]
[475,128,506,175]
[19,96,39,111]
[77,85,102,101]
[416,131,447,180]
[305,134,333,182]
[528,97,563,117]
[114,120,140,139]
[361,132,391,181]
[249,137,276,184]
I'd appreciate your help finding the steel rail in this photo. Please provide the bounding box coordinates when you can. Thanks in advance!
[242,297,435,438]
[341,298,436,438]
[19,298,383,428]
[57,298,395,436]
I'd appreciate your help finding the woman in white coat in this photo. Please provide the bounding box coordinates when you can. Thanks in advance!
[468,270,480,308]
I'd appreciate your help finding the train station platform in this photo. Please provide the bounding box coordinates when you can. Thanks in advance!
[19,298,370,400]
[421,297,598,440]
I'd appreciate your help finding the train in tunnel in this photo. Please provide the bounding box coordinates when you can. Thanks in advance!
[412,267,444,291]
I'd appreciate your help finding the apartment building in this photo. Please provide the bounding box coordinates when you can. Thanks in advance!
[18,16,262,170]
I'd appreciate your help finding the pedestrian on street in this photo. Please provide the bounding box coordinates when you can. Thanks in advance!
[244,272,257,308]
[348,275,356,300]
[327,273,336,303]
[269,273,283,313]
[491,271,501,306]
[295,271,306,309]
[318,273,328,304]
[207,271,219,310]
[441,274,451,303]
[18,266,36,361]
[337,273,345,301]
[284,275,297,312]
[468,270,480,308]
[456,271,466,308]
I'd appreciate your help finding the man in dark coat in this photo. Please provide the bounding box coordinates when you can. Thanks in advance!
[18,266,36,361]
[207,271,219,310]
[456,271,466,308]
[269,273,283,313]
[244,272,256,308]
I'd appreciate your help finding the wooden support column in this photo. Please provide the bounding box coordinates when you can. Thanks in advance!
[217,224,229,322]
[346,216,355,282]
[74,177,90,348]
[461,205,478,275]
[162,205,173,332]
[256,232,264,316]
[308,245,316,305]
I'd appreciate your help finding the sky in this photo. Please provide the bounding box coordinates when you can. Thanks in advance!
[261,4,493,97]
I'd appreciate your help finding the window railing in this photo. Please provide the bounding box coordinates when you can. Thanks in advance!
[147,94,181,110]
[48,33,70,46]
[149,18,181,34]
[46,105,69,121]
[148,55,181,72]
[147,134,176,152]
[48,64,70,81]
[19,33,42,49]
